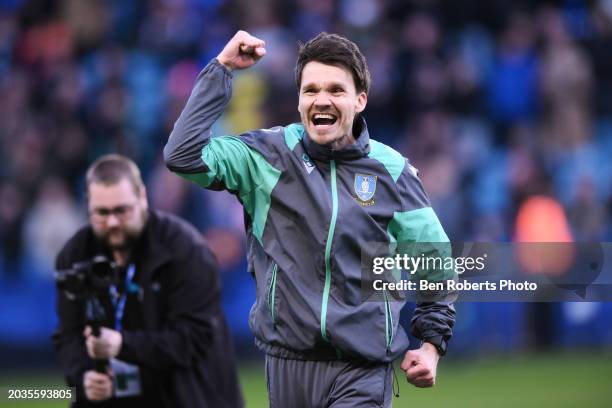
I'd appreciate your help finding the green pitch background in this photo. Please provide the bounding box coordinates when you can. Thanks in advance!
[1,352,610,407]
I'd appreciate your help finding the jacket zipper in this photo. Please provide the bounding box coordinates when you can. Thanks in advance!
[320,160,338,342]
[268,263,278,324]
[383,290,394,351]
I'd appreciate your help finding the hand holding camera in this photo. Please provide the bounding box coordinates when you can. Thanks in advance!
[84,326,122,360]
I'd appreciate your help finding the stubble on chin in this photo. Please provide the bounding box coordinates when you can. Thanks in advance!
[95,229,136,252]
[94,212,147,252]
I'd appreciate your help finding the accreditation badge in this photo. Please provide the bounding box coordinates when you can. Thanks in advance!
[110,358,142,397]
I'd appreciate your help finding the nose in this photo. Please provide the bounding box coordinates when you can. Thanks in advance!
[313,92,331,107]
[106,213,121,227]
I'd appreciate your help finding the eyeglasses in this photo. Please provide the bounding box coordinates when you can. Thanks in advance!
[90,204,135,222]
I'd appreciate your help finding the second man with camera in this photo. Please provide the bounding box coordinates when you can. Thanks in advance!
[53,154,243,407]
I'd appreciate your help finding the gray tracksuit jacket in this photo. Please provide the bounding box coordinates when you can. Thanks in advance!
[164,59,455,363]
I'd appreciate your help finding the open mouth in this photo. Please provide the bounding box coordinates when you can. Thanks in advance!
[311,113,338,127]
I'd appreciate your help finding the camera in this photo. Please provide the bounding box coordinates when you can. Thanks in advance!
[55,255,119,300]
[55,255,120,372]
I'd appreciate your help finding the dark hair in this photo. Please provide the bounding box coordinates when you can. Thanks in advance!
[295,32,371,94]
[86,154,144,193]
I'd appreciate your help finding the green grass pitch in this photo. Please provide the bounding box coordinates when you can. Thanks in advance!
[0,351,610,407]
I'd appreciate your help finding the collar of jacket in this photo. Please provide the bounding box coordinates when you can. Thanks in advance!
[135,210,173,273]
[302,116,371,162]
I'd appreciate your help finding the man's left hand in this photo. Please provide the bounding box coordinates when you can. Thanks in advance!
[84,326,122,359]
[400,342,440,388]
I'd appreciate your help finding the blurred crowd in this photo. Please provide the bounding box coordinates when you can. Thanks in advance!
[1,0,612,282]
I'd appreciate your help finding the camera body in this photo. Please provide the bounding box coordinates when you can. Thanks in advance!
[55,255,121,372]
[55,255,120,300]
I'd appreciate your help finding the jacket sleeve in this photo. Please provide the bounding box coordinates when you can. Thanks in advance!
[163,59,279,195]
[116,239,223,372]
[51,245,97,402]
[390,162,456,346]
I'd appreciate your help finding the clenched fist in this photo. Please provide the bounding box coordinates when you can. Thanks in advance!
[400,342,440,388]
[216,30,266,71]
[84,326,122,360]
[83,369,113,401]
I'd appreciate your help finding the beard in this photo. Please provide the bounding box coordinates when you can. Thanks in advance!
[95,226,141,251]
[92,210,148,252]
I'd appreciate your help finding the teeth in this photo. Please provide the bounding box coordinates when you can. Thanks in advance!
[313,114,336,120]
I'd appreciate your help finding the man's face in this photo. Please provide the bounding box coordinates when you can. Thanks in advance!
[88,178,148,251]
[298,61,367,148]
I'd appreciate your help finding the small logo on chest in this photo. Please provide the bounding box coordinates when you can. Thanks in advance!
[302,153,315,174]
[354,173,377,206]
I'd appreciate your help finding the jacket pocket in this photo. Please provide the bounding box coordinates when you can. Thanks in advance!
[267,263,278,325]
[383,290,394,352]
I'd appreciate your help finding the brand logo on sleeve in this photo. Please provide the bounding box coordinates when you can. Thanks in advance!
[354,173,377,206]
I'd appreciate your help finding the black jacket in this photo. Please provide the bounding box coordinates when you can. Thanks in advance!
[52,210,243,407]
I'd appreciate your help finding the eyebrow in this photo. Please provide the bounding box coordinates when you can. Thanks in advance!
[301,82,347,90]
[91,203,135,211]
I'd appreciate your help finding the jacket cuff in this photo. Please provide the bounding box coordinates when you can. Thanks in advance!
[116,331,139,364]
[420,335,448,356]
[211,58,234,78]
[418,330,451,342]
[72,367,94,403]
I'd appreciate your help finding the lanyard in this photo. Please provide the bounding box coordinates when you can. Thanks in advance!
[109,264,136,331]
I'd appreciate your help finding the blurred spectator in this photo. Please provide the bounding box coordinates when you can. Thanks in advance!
[0,181,26,276]
[486,11,539,132]
[0,13,17,76]
[22,176,83,278]
[587,0,612,115]
[567,175,608,241]
[538,5,593,151]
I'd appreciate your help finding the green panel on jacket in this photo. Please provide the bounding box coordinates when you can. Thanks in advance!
[368,139,405,183]
[284,123,304,151]
[178,136,281,245]
[387,207,453,282]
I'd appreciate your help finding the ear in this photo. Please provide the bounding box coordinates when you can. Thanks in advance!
[355,91,367,113]
[139,186,149,209]
[297,91,306,116]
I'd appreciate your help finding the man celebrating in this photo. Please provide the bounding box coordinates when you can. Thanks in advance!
[53,155,243,407]
[165,31,455,406]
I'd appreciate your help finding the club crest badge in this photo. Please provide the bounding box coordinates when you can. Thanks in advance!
[354,173,377,205]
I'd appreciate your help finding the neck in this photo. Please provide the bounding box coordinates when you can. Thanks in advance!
[330,117,362,150]
[330,132,356,150]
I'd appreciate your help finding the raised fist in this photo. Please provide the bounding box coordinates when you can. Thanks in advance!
[216,30,266,71]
